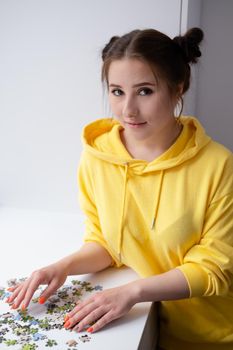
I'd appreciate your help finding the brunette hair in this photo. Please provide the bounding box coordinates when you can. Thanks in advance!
[101,27,204,113]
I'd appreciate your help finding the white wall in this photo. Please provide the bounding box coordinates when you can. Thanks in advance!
[196,0,233,151]
[0,0,182,213]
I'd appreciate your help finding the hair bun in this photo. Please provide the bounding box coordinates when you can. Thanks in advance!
[102,36,119,60]
[173,27,204,64]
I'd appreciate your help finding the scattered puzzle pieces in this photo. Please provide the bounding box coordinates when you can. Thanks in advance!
[66,339,78,346]
[0,278,100,349]
[79,334,91,343]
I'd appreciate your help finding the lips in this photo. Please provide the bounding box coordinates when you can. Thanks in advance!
[125,121,147,125]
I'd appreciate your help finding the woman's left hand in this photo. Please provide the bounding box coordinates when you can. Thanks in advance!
[64,282,138,333]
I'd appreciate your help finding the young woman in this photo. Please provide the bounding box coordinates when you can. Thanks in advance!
[7,28,233,349]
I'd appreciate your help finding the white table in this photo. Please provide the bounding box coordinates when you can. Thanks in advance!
[0,207,158,349]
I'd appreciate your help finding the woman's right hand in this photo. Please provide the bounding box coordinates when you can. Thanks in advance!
[6,262,68,310]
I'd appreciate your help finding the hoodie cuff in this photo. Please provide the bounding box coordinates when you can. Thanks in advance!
[83,238,123,268]
[176,263,210,298]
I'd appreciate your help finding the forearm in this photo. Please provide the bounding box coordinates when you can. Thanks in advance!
[132,268,190,303]
[56,242,113,276]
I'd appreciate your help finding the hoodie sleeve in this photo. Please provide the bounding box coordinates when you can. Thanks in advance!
[177,154,233,298]
[77,152,123,268]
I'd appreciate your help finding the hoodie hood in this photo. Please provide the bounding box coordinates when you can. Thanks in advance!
[81,116,211,173]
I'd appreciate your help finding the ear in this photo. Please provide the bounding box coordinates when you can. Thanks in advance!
[177,83,184,96]
[172,83,184,107]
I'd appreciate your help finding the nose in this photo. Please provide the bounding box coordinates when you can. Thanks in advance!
[122,96,138,118]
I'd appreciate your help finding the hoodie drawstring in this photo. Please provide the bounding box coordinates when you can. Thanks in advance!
[117,164,164,261]
[151,170,165,230]
[117,162,129,261]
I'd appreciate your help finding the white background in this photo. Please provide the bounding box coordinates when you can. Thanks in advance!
[0,0,181,213]
[0,0,232,214]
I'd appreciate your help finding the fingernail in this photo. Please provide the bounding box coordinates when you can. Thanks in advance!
[5,297,10,303]
[21,304,26,311]
[64,321,71,328]
[38,296,46,304]
[11,304,17,309]
[87,327,93,333]
[7,287,14,291]
[64,315,69,322]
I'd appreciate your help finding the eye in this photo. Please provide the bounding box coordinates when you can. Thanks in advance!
[138,88,153,96]
[111,89,123,96]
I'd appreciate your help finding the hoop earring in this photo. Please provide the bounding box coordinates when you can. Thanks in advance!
[174,96,183,125]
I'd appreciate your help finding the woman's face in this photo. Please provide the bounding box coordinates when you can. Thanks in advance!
[107,58,178,140]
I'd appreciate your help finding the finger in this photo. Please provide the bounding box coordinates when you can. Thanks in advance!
[19,268,56,309]
[14,272,48,310]
[6,284,23,303]
[22,284,45,308]
[37,279,59,304]
[63,301,81,323]
[67,296,95,318]
[89,311,115,333]
[75,305,107,332]
[19,275,52,309]
[10,279,33,309]
[7,285,20,292]
[65,301,97,330]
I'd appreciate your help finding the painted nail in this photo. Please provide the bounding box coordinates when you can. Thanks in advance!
[87,327,93,333]
[64,321,71,328]
[21,304,26,311]
[7,287,14,291]
[64,315,69,322]
[38,296,46,304]
[11,304,17,309]
[5,297,10,303]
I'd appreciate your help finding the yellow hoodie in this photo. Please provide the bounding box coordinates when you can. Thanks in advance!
[78,116,233,349]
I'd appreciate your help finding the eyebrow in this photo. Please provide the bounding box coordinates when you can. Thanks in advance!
[109,82,156,88]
